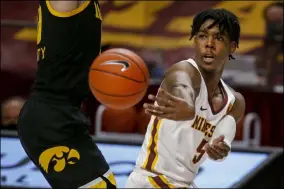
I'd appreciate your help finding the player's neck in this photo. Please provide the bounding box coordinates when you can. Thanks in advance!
[200,69,223,98]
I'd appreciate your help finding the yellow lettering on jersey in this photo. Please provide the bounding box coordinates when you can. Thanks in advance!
[207,125,216,138]
[197,118,205,131]
[37,46,46,61]
[202,123,211,133]
[191,115,203,130]
[103,1,173,29]
[192,115,216,138]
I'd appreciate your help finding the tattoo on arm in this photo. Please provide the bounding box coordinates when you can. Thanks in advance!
[163,70,196,107]
[172,85,195,108]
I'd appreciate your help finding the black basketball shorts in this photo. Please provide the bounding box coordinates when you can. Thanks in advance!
[17,95,117,188]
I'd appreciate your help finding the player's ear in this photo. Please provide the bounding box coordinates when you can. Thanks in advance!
[229,41,237,54]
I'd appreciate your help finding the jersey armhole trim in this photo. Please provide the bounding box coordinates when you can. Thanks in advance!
[46,0,91,18]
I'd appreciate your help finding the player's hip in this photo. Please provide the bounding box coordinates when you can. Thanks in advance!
[18,95,90,140]
[19,92,87,118]
[32,85,86,106]
[136,145,197,184]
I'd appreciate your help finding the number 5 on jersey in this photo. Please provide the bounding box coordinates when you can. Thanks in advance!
[192,139,208,164]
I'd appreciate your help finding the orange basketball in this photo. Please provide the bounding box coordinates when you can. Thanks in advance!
[89,48,149,110]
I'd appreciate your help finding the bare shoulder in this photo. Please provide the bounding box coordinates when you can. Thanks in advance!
[166,60,198,76]
[227,86,246,123]
[234,91,245,106]
[164,60,201,88]
[227,86,246,107]
[49,0,85,12]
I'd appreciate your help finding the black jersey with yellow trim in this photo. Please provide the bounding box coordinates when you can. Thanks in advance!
[34,0,102,104]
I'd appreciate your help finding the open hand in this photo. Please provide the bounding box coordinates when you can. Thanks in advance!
[143,89,194,121]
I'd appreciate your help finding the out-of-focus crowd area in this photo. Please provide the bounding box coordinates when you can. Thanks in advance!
[1,1,283,148]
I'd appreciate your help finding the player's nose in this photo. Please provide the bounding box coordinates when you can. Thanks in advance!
[205,37,215,49]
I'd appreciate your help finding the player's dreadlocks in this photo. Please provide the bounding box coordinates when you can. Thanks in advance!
[189,9,240,60]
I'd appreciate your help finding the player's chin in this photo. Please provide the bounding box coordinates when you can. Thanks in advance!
[200,61,219,73]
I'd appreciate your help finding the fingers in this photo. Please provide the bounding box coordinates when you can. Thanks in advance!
[148,94,174,107]
[148,94,156,101]
[207,136,229,160]
[213,135,225,145]
[214,143,228,157]
[147,88,181,107]
[144,109,177,120]
[217,142,230,152]
[157,89,180,103]
[218,135,225,141]
[205,144,224,160]
[145,109,163,117]
[143,103,175,115]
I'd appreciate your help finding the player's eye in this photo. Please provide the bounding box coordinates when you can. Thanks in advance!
[216,36,224,41]
[198,34,207,39]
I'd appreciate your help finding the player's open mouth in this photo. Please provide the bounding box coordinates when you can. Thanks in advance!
[203,54,215,63]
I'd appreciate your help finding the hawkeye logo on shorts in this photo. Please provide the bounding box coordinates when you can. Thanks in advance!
[39,146,80,173]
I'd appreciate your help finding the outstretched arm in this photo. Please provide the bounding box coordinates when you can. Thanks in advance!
[144,61,201,121]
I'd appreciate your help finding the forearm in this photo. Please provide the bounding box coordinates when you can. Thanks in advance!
[210,115,236,148]
[206,115,236,162]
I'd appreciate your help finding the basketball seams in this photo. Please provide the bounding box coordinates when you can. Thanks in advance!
[91,68,144,83]
[89,48,149,109]
[102,52,147,84]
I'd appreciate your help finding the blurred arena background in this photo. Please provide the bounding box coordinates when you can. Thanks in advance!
[1,1,283,188]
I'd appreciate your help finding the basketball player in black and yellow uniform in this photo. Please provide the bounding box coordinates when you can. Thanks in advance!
[17,1,116,188]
